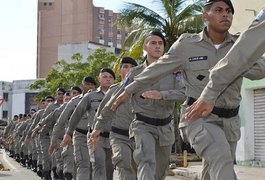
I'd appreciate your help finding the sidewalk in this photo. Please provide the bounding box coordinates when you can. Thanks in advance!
[171,161,265,180]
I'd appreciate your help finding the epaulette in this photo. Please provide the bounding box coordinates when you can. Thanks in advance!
[109,83,120,89]
[178,33,199,42]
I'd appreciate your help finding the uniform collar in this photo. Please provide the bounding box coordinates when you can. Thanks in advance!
[200,27,236,45]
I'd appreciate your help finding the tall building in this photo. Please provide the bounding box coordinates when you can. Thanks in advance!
[37,0,128,78]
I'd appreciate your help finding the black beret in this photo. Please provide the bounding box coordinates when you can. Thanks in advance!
[45,95,55,101]
[146,30,166,47]
[120,57,138,67]
[57,87,66,94]
[83,76,97,86]
[100,68,116,80]
[71,86,82,94]
[205,0,234,14]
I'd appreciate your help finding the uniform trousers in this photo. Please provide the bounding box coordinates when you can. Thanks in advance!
[110,132,137,180]
[39,134,51,171]
[180,113,240,180]
[53,144,64,173]
[62,144,75,175]
[89,136,113,180]
[73,131,91,180]
[130,120,174,180]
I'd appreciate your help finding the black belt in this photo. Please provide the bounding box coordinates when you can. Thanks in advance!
[100,132,110,138]
[135,113,172,126]
[111,126,129,137]
[75,128,88,135]
[186,97,239,118]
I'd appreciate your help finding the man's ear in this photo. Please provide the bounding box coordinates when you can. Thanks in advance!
[202,11,208,22]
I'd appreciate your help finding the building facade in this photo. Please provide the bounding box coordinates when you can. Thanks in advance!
[37,0,128,78]
[0,80,39,120]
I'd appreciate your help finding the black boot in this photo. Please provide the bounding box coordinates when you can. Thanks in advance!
[36,164,43,177]
[43,170,52,180]
[32,160,37,172]
[64,172,73,180]
[15,153,20,162]
[52,167,60,179]
[58,170,64,179]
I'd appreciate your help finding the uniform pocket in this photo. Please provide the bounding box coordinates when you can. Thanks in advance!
[223,117,241,142]
[111,144,122,167]
[188,124,213,156]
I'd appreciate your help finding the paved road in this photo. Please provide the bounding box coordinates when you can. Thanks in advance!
[0,148,188,180]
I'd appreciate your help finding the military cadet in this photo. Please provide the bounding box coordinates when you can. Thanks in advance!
[56,77,96,180]
[112,1,265,180]
[50,86,83,180]
[186,7,265,119]
[111,30,185,180]
[61,68,115,180]
[36,91,72,179]
[33,88,65,180]
[25,97,53,176]
[90,57,138,180]
[3,115,18,158]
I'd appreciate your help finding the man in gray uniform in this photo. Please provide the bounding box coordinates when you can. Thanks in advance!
[112,1,265,180]
[186,7,265,119]
[56,77,96,180]
[61,69,115,180]
[90,57,138,180]
[50,86,83,180]
[25,97,53,176]
[111,31,185,180]
[33,88,65,180]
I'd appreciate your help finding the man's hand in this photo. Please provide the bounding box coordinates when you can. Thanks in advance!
[60,134,72,147]
[185,97,214,120]
[32,125,41,135]
[111,91,129,111]
[142,90,162,100]
[88,130,101,151]
[49,142,57,155]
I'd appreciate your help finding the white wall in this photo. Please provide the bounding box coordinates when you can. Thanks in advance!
[11,93,25,116]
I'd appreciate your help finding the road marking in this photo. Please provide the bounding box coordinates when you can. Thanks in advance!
[2,150,17,170]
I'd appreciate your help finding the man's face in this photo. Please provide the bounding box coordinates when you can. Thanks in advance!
[82,82,95,92]
[119,63,135,79]
[70,89,81,98]
[64,95,71,102]
[98,72,114,89]
[203,1,233,33]
[56,91,65,101]
[144,35,164,59]
[39,101,47,109]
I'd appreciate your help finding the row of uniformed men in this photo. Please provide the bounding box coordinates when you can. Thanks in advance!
[2,29,184,180]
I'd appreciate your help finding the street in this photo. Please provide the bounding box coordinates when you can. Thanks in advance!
[0,149,188,180]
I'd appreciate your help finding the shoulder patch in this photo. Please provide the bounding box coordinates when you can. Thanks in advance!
[178,33,199,42]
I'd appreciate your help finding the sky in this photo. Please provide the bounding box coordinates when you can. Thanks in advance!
[0,0,159,82]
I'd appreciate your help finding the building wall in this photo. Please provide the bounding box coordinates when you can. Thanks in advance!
[230,0,264,34]
[58,41,115,63]
[37,0,128,78]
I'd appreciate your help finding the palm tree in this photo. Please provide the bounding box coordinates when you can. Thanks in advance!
[117,0,204,57]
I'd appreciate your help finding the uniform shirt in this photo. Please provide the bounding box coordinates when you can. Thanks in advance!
[51,95,83,143]
[38,101,61,127]
[124,28,265,127]
[128,62,182,119]
[66,87,105,136]
[39,102,68,135]
[27,109,45,137]
[201,10,265,104]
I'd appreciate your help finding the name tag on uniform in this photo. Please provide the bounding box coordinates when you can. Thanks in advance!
[91,99,102,103]
[189,56,207,62]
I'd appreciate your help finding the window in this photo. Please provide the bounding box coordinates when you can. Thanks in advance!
[44,2,47,6]
[3,93,8,102]
[117,30,121,35]
[49,2,52,6]
[117,39,121,45]
[99,34,104,40]
[108,38,112,42]
[98,24,104,30]
[2,111,8,119]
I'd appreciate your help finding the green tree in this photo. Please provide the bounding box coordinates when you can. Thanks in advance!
[30,48,115,102]
[118,0,204,58]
